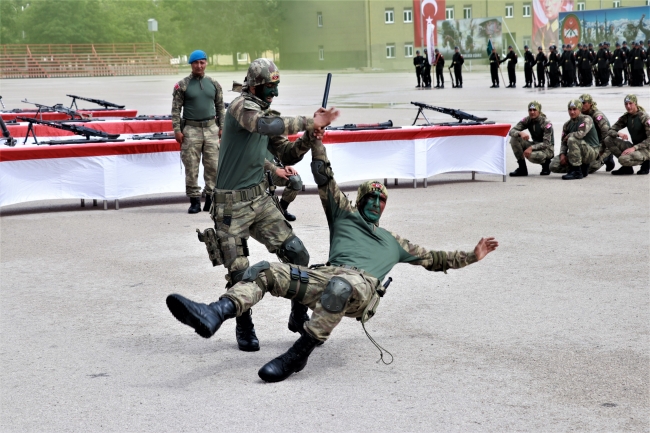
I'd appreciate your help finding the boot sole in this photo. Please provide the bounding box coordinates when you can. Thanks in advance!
[166,295,215,339]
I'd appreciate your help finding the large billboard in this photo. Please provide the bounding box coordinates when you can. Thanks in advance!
[532,0,575,49]
[436,17,504,59]
[559,7,650,46]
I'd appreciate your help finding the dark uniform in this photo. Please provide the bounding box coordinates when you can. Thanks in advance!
[501,47,518,87]
[561,45,576,87]
[433,50,445,88]
[575,45,583,85]
[489,51,501,87]
[422,51,432,88]
[612,44,625,86]
[523,46,535,87]
[621,42,631,85]
[535,47,547,87]
[580,45,593,86]
[413,51,424,87]
[596,45,611,86]
[631,43,647,86]
[452,49,464,88]
[548,47,560,87]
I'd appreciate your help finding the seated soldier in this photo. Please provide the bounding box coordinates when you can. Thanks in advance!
[508,101,554,176]
[550,99,600,180]
[166,135,499,383]
[578,94,615,174]
[603,94,650,175]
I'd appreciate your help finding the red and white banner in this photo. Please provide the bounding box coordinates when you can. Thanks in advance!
[413,0,446,49]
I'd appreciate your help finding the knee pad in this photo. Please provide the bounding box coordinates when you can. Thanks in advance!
[321,277,353,313]
[277,235,309,266]
[230,268,246,285]
[242,261,270,282]
[287,174,303,191]
[311,160,332,186]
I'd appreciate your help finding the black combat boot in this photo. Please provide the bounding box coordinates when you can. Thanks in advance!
[203,194,212,212]
[637,160,650,175]
[562,165,584,180]
[258,333,320,383]
[580,163,590,178]
[188,197,201,214]
[279,199,296,222]
[540,159,551,175]
[236,309,260,352]
[287,300,310,335]
[509,159,528,177]
[604,154,615,172]
[611,165,634,175]
[166,294,236,338]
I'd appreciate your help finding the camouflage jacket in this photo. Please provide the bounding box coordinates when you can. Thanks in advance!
[509,114,554,151]
[583,108,610,143]
[560,114,597,153]
[171,73,225,133]
[608,109,650,150]
[310,142,476,282]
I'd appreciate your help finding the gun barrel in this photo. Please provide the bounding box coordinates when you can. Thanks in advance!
[322,73,332,108]
[67,94,125,109]
[16,116,119,139]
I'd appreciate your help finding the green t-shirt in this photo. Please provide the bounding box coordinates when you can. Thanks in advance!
[182,77,216,121]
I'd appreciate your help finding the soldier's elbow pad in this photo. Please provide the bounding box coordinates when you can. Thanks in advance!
[311,160,331,186]
[257,117,285,135]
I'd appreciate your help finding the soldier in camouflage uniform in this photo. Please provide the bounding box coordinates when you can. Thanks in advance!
[603,94,650,175]
[578,94,615,174]
[549,99,600,180]
[172,50,225,214]
[508,101,555,176]
[199,58,339,353]
[166,139,499,383]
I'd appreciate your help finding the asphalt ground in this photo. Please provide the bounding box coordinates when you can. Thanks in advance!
[1,71,649,432]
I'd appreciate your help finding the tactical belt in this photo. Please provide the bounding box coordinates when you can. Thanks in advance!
[183,118,216,127]
[328,263,366,275]
[284,266,309,303]
[214,180,267,204]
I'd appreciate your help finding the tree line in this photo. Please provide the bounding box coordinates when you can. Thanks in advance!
[1,0,281,60]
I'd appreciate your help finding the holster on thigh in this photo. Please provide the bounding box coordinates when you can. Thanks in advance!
[220,236,249,269]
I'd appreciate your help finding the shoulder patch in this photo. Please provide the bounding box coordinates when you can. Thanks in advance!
[596,115,602,121]
[546,123,552,129]
[174,83,180,91]
[579,123,585,127]
[522,117,527,122]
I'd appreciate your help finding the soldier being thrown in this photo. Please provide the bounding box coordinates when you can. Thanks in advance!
[508,101,554,176]
[549,99,600,180]
[603,94,650,175]
[166,139,498,383]
[202,58,339,353]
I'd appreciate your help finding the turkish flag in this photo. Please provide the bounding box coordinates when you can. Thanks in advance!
[413,0,446,47]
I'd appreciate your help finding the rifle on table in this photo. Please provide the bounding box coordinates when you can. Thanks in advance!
[131,133,175,140]
[67,94,125,110]
[121,115,172,121]
[21,99,85,120]
[0,117,17,147]
[16,116,123,145]
[326,121,396,131]
[410,102,491,126]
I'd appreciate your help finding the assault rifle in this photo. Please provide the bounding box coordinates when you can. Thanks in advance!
[131,133,175,140]
[67,94,125,110]
[410,102,491,126]
[17,116,123,145]
[326,121,396,131]
[121,115,172,121]
[0,117,17,147]
[21,99,85,120]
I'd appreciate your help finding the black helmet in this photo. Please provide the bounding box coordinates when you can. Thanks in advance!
[538,46,543,50]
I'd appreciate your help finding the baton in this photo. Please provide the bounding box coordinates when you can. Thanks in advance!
[322,73,332,108]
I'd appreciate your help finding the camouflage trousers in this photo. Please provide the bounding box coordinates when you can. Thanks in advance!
[270,171,300,204]
[181,124,220,197]
[549,137,599,173]
[603,136,650,167]
[211,192,293,280]
[510,136,554,164]
[222,263,380,342]
[587,143,612,174]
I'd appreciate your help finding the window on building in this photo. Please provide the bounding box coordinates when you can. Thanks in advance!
[403,8,413,23]
[463,7,472,19]
[385,9,394,24]
[317,12,323,27]
[612,1,621,7]
[505,5,514,18]
[236,52,248,62]
[523,36,531,47]
[577,2,586,10]
[523,4,531,17]
[404,44,414,57]
[445,7,454,20]
[386,44,396,58]
[319,46,324,61]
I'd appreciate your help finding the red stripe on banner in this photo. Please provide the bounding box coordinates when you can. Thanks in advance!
[7,120,173,137]
[1,109,138,122]
[0,140,178,162]
[288,124,511,143]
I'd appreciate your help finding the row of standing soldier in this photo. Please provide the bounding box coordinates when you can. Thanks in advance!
[413,48,464,89]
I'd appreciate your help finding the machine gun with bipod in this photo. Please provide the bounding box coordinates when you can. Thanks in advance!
[410,102,491,126]
[21,99,86,120]
[1,117,17,147]
[326,121,396,131]
[67,95,125,110]
[131,133,175,140]
[16,116,123,145]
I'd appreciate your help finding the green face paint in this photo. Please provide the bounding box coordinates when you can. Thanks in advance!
[261,82,279,103]
[360,191,385,224]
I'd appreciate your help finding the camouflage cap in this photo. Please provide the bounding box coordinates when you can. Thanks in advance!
[579,94,595,104]
[245,58,280,89]
[356,180,388,207]
[568,99,583,110]
[528,101,542,112]
[624,94,638,104]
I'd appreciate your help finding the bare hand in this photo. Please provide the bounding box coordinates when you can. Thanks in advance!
[275,168,291,180]
[560,154,567,166]
[621,147,636,156]
[520,132,530,141]
[284,166,298,176]
[218,129,222,139]
[314,107,340,129]
[175,131,184,145]
[618,131,629,140]
[474,237,499,261]
[314,128,325,140]
[523,147,533,158]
